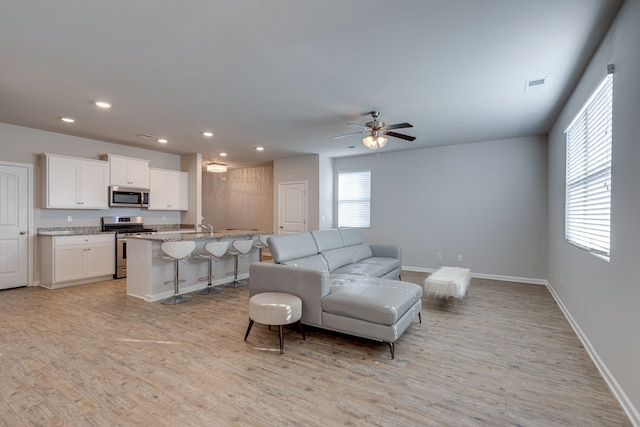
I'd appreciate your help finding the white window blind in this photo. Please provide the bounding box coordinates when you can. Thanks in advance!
[338,170,371,228]
[565,70,613,260]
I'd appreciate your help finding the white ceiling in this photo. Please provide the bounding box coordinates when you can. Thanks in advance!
[0,0,623,168]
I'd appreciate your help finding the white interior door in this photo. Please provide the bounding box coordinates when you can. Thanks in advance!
[0,163,29,290]
[278,182,307,235]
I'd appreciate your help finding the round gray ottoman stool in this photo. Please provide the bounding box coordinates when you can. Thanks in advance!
[244,292,306,353]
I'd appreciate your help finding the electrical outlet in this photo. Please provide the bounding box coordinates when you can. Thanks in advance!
[67,216,72,223]
[436,252,442,260]
[457,254,463,261]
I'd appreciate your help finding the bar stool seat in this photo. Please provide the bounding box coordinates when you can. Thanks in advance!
[159,240,195,305]
[195,241,229,295]
[225,239,254,288]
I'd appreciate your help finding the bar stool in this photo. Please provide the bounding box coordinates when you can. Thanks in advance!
[195,241,229,295]
[159,240,196,305]
[225,239,254,288]
[253,234,273,262]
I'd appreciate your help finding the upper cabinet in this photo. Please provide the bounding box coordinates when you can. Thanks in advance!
[104,154,150,188]
[148,168,188,211]
[43,153,109,209]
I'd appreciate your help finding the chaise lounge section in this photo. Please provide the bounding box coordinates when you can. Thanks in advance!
[249,228,422,358]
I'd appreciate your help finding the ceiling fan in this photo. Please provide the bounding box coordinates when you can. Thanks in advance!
[333,111,416,149]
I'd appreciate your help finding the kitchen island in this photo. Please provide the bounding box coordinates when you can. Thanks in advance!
[126,230,269,302]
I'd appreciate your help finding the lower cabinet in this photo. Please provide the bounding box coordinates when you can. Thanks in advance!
[40,234,115,288]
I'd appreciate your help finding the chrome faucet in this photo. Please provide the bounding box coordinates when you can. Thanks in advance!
[198,223,214,236]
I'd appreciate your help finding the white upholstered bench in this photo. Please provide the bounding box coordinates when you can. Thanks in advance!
[423,266,471,313]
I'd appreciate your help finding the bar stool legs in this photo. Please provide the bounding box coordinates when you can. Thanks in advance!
[196,241,229,295]
[225,239,254,288]
[159,241,196,305]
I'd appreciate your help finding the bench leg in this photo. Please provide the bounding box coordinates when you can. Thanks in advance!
[244,319,254,341]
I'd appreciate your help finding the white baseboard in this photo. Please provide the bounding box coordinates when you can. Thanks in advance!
[545,281,639,427]
[402,265,547,285]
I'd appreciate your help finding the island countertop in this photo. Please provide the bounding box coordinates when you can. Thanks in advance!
[130,229,272,242]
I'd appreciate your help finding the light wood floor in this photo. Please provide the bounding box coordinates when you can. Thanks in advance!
[0,272,630,426]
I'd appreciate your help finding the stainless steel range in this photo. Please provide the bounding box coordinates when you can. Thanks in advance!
[101,216,156,279]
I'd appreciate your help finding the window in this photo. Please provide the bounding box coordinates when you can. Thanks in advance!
[338,169,371,228]
[565,69,613,260]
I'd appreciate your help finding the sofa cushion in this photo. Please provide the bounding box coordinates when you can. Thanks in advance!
[339,228,364,246]
[282,254,329,272]
[322,277,422,325]
[311,229,345,252]
[269,233,318,264]
[322,247,355,271]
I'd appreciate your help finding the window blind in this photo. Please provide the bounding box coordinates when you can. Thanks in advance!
[565,71,613,260]
[338,170,371,228]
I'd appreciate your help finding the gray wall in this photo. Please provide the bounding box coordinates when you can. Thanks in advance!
[548,0,640,418]
[334,136,548,281]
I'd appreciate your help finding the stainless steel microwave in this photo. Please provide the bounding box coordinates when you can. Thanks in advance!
[109,186,149,208]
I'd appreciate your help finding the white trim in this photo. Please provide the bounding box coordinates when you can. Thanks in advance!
[546,281,639,426]
[402,265,547,285]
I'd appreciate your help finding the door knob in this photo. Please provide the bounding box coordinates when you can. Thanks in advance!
[19,231,27,235]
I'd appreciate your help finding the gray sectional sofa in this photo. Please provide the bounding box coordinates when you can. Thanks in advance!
[249,228,422,358]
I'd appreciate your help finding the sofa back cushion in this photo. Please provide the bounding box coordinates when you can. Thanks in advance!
[281,254,329,272]
[268,232,318,264]
[322,247,355,271]
[339,228,364,246]
[311,229,345,252]
[351,243,373,262]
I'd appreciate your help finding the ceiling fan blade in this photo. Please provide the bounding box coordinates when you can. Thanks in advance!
[385,131,416,141]
[345,122,369,128]
[385,122,413,130]
[332,131,365,140]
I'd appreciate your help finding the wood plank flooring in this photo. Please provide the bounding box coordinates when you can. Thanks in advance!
[0,272,631,426]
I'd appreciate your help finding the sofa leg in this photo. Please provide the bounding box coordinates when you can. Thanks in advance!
[387,341,395,359]
[418,311,422,323]
[296,320,306,340]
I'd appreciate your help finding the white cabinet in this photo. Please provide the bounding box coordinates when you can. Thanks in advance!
[105,154,150,188]
[44,153,109,209]
[148,168,188,210]
[40,234,115,288]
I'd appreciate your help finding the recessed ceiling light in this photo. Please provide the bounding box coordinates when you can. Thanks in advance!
[60,117,75,123]
[256,146,264,151]
[203,131,214,137]
[158,138,168,144]
[95,101,111,109]
[219,152,227,157]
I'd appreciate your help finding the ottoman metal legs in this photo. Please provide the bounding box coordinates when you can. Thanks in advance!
[244,292,306,353]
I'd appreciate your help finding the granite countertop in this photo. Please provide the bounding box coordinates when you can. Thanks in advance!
[38,227,113,236]
[130,230,272,242]
[38,223,184,236]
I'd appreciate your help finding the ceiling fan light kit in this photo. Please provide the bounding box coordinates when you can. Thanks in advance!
[333,110,415,149]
